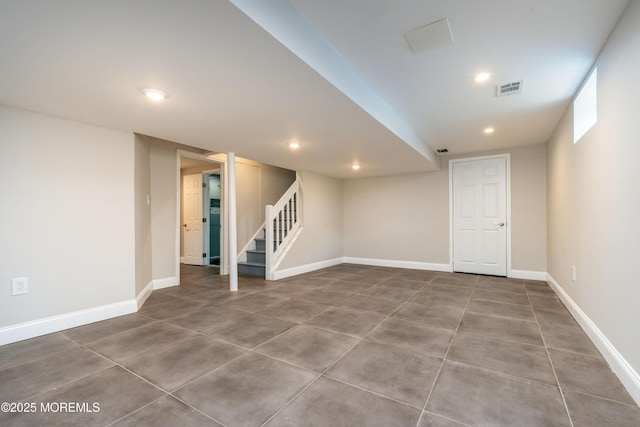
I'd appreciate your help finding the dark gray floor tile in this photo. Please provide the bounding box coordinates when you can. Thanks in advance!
[393,269,439,282]
[0,333,78,370]
[564,391,640,427]
[175,353,316,427]
[427,361,570,427]
[539,322,599,356]
[359,283,421,301]
[219,293,290,313]
[526,284,557,297]
[0,366,164,426]
[298,288,355,305]
[477,276,524,285]
[325,278,381,292]
[327,340,441,408]
[159,284,212,299]
[339,294,403,316]
[380,277,429,290]
[458,312,543,346]
[204,312,295,349]
[466,299,536,321]
[140,291,179,307]
[122,335,246,391]
[265,377,421,427]
[549,349,635,404]
[535,306,580,328]
[305,307,386,338]
[138,297,208,320]
[447,333,556,385]
[476,281,527,294]
[392,301,464,330]
[256,299,330,323]
[365,318,453,358]
[165,306,247,332]
[256,325,357,372]
[112,395,222,426]
[418,411,468,427]
[430,276,477,288]
[472,288,531,305]
[409,285,472,309]
[62,314,155,344]
[87,322,196,362]
[0,346,113,402]
[257,285,315,299]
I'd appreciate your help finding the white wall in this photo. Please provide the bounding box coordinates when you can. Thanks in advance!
[547,0,640,400]
[343,144,547,274]
[277,171,344,271]
[0,106,135,333]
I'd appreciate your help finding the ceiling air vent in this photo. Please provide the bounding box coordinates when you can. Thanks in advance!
[497,80,524,97]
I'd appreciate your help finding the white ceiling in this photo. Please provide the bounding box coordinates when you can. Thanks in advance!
[0,0,629,178]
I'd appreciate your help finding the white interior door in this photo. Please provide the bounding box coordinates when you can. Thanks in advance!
[183,173,203,265]
[452,157,508,276]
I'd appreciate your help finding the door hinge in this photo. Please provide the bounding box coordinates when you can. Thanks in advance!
[202,182,206,188]
[203,253,207,258]
[202,217,207,223]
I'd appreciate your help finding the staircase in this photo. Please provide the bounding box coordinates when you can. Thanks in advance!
[238,230,266,277]
[237,176,303,279]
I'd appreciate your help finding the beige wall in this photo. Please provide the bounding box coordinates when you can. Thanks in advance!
[547,0,640,379]
[343,144,547,273]
[343,170,450,264]
[278,171,344,270]
[0,106,135,328]
[134,135,152,295]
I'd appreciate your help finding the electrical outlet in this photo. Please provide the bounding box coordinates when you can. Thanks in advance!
[11,277,28,295]
[571,266,577,282]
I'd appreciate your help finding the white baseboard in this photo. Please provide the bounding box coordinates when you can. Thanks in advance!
[510,269,547,281]
[272,257,343,280]
[0,300,138,346]
[547,274,640,405]
[136,281,154,310]
[153,276,179,290]
[343,257,452,273]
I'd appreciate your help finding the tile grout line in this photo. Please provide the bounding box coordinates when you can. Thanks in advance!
[416,274,479,427]
[527,287,576,427]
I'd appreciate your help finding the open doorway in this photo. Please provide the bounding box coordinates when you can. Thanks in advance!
[178,152,226,275]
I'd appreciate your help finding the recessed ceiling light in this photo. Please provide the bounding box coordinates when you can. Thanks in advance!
[142,88,168,101]
[484,127,495,134]
[352,164,361,170]
[475,72,491,83]
[288,142,300,149]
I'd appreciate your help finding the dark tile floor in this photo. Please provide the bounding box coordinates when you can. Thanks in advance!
[1,264,639,426]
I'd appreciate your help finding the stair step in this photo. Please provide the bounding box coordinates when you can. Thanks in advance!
[237,261,265,277]
[247,249,266,264]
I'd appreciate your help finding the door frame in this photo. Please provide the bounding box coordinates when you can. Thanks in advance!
[203,170,222,267]
[176,150,228,276]
[448,153,512,277]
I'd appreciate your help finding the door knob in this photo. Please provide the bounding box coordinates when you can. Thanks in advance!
[495,222,505,227]
[183,224,187,228]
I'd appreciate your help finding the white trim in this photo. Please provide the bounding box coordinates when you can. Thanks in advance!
[449,153,512,276]
[272,257,343,281]
[510,269,547,281]
[136,281,154,310]
[343,257,452,272]
[547,274,640,405]
[0,300,137,346]
[153,276,179,290]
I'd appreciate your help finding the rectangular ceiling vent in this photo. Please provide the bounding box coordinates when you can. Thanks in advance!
[497,80,524,97]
